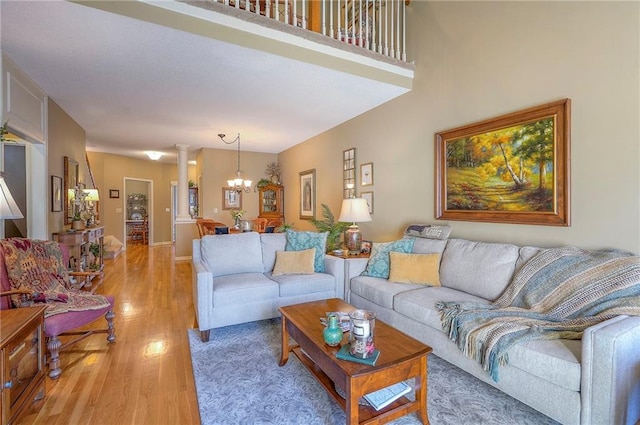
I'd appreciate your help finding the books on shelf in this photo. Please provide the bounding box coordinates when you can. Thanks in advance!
[363,382,412,411]
[320,311,351,332]
[335,344,380,366]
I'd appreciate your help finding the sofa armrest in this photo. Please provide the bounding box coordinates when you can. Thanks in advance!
[323,255,345,299]
[191,259,214,331]
[344,258,369,302]
[581,315,640,425]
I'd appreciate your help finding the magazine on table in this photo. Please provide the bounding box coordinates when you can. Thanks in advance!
[319,311,351,332]
[363,382,412,411]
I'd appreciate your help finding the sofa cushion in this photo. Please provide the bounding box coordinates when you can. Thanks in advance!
[394,286,489,330]
[439,239,519,300]
[508,339,582,392]
[516,246,545,272]
[201,232,264,278]
[388,252,441,286]
[270,272,336,297]
[361,239,415,278]
[285,229,328,273]
[350,275,420,309]
[272,249,315,276]
[260,233,287,272]
[211,272,279,306]
[407,236,448,255]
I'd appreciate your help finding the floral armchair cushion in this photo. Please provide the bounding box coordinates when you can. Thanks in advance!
[0,238,110,317]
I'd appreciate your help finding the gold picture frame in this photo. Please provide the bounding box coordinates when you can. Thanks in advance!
[435,99,571,226]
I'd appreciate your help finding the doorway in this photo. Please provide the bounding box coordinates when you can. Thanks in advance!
[123,178,153,247]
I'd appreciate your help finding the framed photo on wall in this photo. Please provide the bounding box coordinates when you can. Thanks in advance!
[222,188,242,210]
[51,175,63,212]
[299,169,316,220]
[109,189,120,199]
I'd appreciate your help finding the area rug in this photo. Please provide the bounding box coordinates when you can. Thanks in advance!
[188,318,559,425]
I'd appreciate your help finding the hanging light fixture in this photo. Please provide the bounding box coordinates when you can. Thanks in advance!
[219,133,252,193]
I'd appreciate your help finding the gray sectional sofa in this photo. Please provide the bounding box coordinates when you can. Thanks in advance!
[345,236,640,425]
[191,231,344,342]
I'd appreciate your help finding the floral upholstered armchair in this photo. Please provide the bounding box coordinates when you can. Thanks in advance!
[0,238,116,379]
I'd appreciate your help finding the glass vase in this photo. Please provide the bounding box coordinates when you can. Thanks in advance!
[348,310,376,358]
[323,313,343,347]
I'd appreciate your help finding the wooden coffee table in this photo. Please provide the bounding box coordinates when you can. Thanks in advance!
[279,298,431,425]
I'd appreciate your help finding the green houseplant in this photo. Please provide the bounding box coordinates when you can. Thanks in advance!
[311,204,350,252]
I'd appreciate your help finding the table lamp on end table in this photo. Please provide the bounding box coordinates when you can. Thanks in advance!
[338,198,372,255]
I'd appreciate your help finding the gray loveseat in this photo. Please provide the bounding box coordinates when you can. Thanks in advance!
[345,236,640,425]
[192,232,344,342]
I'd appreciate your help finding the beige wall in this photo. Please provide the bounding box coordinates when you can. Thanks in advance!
[279,1,640,253]
[47,99,91,236]
[87,152,177,244]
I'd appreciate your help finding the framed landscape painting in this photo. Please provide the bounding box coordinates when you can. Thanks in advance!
[435,99,571,226]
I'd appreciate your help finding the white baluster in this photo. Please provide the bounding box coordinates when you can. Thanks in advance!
[377,0,382,53]
[337,0,341,41]
[351,0,355,46]
[402,2,407,62]
[293,0,297,27]
[301,0,306,29]
[395,0,400,58]
[384,0,388,56]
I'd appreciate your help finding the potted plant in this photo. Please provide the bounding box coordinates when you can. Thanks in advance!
[265,162,281,184]
[311,204,350,252]
[72,211,84,230]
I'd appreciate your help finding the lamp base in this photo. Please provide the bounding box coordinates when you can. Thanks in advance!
[344,224,362,255]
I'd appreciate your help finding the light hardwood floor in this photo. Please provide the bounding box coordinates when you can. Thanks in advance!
[17,244,201,425]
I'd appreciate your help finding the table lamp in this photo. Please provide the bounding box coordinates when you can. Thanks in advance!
[338,198,372,255]
[83,189,100,226]
[0,175,23,220]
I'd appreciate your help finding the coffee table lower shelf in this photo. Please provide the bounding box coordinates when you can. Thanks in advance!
[291,346,423,425]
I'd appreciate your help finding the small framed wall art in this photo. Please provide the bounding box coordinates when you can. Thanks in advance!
[360,163,373,186]
[299,168,316,220]
[51,175,63,212]
[109,189,120,199]
[361,191,374,214]
[223,188,242,210]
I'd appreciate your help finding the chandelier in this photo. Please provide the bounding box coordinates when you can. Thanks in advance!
[218,133,252,193]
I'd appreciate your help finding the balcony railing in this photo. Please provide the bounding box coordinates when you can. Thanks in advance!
[214,0,409,61]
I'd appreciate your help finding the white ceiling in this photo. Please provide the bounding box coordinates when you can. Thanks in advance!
[0,0,412,162]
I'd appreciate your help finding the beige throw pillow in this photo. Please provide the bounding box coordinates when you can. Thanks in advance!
[272,248,316,276]
[388,252,441,286]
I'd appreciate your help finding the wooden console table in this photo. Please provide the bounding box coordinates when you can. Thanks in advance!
[53,226,105,291]
[0,306,47,425]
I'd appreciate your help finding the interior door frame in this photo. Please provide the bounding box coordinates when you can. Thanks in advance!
[123,177,153,248]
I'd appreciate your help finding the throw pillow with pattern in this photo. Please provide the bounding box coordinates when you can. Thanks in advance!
[285,229,328,273]
[361,238,415,278]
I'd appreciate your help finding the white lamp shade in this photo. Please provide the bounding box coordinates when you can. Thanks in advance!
[83,189,100,201]
[338,198,372,223]
[0,177,24,219]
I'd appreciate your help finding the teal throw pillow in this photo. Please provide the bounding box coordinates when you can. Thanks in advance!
[361,239,416,278]
[285,229,328,273]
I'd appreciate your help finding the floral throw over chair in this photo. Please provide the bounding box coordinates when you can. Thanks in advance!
[0,238,116,379]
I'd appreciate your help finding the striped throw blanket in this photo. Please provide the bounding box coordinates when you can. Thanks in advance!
[436,246,640,381]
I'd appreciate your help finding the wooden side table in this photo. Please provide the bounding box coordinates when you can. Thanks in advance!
[0,306,47,425]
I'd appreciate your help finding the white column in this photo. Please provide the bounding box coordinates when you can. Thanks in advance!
[175,144,191,221]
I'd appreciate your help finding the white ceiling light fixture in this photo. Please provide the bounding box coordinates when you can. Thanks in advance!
[145,151,163,161]
[218,133,252,193]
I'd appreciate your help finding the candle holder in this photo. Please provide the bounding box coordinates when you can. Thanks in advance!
[348,309,376,358]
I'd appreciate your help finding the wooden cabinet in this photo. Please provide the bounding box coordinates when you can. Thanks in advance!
[189,187,198,218]
[258,184,284,220]
[0,306,46,425]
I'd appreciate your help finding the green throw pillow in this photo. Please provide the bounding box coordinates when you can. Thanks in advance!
[361,239,415,278]
[285,229,328,273]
